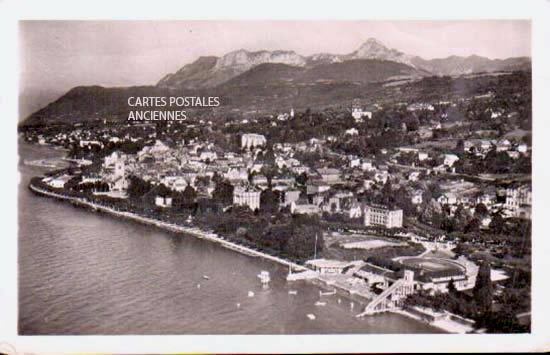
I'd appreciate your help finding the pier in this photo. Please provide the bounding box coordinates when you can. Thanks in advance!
[356,271,416,317]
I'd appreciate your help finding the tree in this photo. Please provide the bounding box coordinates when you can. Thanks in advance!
[448,279,458,296]
[65,176,82,191]
[483,309,528,333]
[212,179,234,205]
[296,172,308,186]
[474,203,489,218]
[453,204,469,231]
[260,165,277,187]
[473,262,494,315]
[260,189,280,214]
[173,186,197,211]
[453,242,475,257]
[181,185,197,204]
[441,216,457,233]
[285,222,323,261]
[489,213,505,234]
[155,183,172,197]
[127,175,152,199]
[380,179,393,206]
[464,218,481,234]
[454,139,465,156]
[428,183,443,200]
[262,146,276,164]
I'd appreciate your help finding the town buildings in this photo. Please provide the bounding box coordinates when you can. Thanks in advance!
[290,201,320,215]
[351,100,373,122]
[317,168,341,184]
[305,259,353,274]
[43,175,73,189]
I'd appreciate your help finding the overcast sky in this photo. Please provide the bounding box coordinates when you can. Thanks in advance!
[20,20,531,95]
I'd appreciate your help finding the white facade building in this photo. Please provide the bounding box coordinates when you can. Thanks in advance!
[505,185,532,219]
[364,205,403,228]
[233,185,261,210]
[290,202,320,215]
[443,154,460,167]
[155,196,173,208]
[241,133,266,149]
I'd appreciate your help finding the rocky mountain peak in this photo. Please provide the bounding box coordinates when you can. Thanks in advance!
[215,49,306,71]
[359,37,388,51]
[346,37,416,68]
[352,38,402,59]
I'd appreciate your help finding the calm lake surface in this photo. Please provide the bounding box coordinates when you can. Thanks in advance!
[18,141,443,334]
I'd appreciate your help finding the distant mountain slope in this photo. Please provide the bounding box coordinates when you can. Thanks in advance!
[297,59,427,84]
[23,85,165,126]
[222,63,306,87]
[411,55,531,76]
[156,56,233,89]
[19,87,67,121]
[222,59,426,88]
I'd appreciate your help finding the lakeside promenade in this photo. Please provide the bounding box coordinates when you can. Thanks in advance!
[28,181,309,273]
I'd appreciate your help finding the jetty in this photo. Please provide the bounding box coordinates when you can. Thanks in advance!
[286,270,318,281]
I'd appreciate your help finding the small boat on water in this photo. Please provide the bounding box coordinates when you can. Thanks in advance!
[202,275,210,280]
[307,313,316,320]
[319,289,337,296]
[257,270,270,284]
[288,290,297,295]
[315,301,327,306]
[248,291,255,297]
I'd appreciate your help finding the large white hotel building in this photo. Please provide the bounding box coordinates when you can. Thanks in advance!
[364,204,403,228]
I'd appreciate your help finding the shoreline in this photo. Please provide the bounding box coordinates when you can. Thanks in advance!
[28,181,309,273]
[390,309,471,334]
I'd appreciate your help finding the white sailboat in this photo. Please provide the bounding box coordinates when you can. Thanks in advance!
[319,289,337,296]
[257,270,270,284]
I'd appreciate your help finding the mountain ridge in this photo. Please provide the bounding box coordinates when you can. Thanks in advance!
[157,37,530,90]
